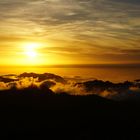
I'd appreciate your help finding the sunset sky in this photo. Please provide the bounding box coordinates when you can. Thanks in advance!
[0,0,140,66]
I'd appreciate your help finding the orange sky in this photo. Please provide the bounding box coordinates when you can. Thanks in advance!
[0,0,140,66]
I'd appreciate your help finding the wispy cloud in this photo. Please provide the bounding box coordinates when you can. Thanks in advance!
[0,0,140,64]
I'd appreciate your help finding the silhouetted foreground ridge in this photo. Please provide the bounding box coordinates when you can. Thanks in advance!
[0,73,140,138]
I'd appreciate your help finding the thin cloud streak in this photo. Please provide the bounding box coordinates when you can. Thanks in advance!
[0,0,140,64]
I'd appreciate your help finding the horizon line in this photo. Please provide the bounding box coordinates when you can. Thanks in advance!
[0,63,140,68]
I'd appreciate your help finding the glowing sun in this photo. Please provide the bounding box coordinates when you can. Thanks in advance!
[26,51,37,58]
[23,43,40,58]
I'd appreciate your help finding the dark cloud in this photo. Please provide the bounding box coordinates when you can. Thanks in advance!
[111,0,140,4]
[121,49,140,54]
[19,72,66,83]
[0,72,140,101]
[0,76,17,83]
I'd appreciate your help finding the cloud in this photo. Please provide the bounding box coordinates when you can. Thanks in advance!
[111,0,140,4]
[0,0,140,64]
[0,82,9,90]
[51,78,140,100]
[120,49,140,54]
[0,72,65,90]
[51,80,87,95]
[0,73,140,100]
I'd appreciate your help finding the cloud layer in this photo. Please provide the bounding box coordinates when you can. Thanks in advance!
[0,73,140,100]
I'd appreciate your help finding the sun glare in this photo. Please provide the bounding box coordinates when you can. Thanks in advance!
[23,43,40,58]
[16,42,51,66]
[26,51,37,58]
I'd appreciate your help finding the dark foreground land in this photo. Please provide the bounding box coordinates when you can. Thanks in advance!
[0,86,140,139]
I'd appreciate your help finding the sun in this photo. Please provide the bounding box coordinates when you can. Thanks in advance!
[19,42,47,66]
[23,43,40,58]
[26,51,37,58]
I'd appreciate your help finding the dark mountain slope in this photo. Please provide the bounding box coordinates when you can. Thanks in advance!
[0,87,140,139]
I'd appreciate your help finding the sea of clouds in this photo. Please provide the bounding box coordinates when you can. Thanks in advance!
[0,73,140,100]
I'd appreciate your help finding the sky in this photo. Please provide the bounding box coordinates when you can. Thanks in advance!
[0,0,140,66]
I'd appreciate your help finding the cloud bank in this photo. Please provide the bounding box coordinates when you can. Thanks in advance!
[0,73,140,100]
